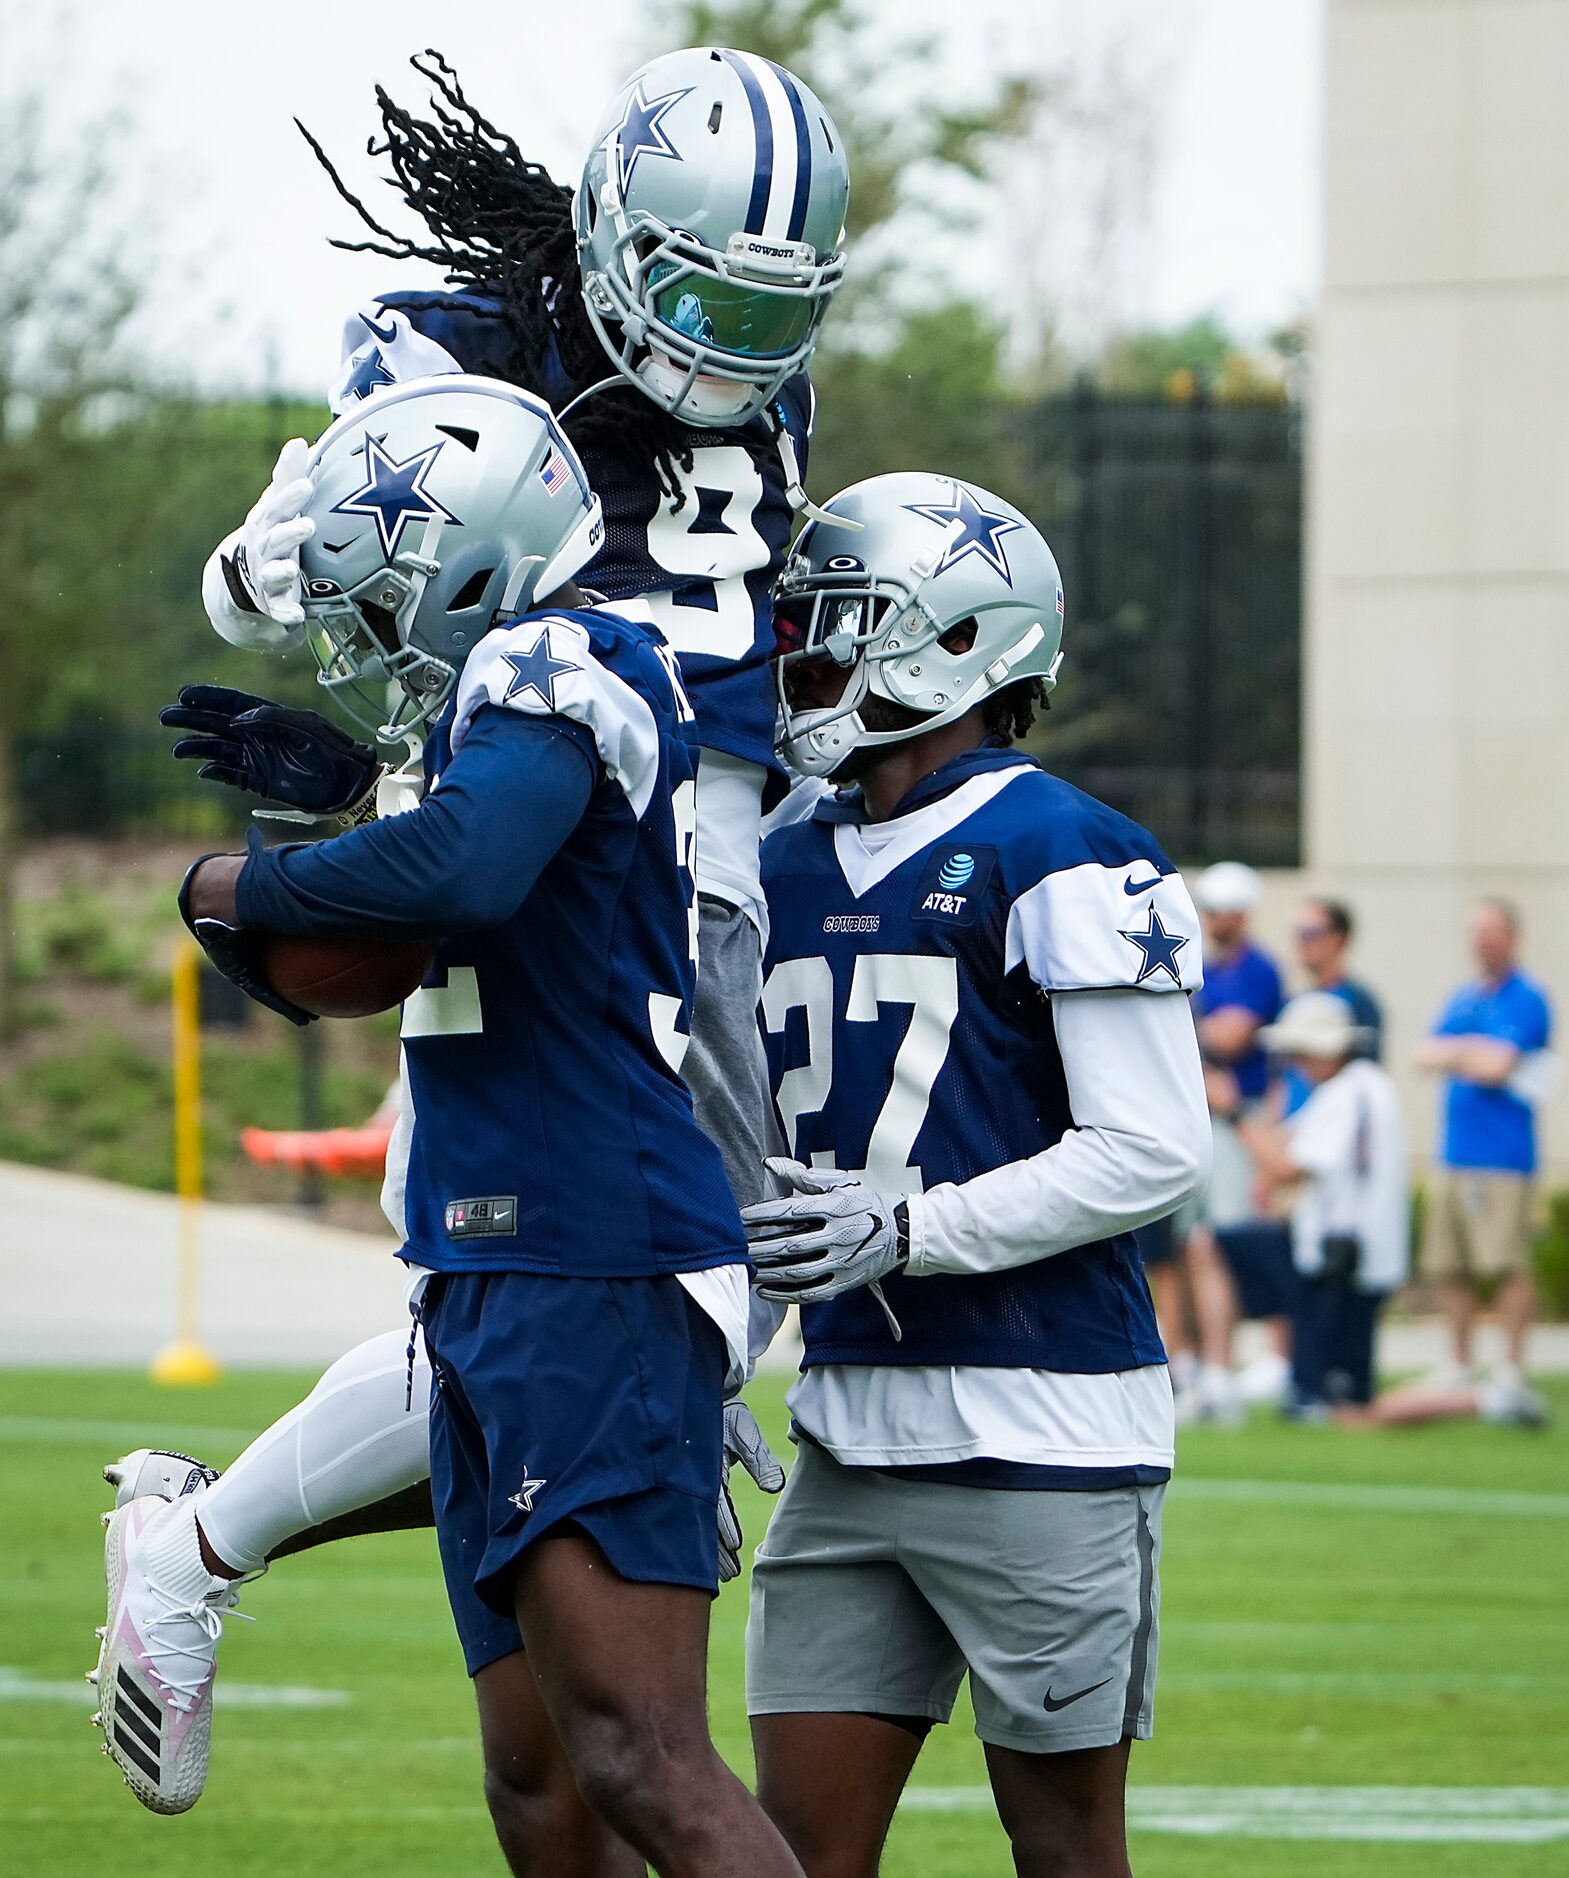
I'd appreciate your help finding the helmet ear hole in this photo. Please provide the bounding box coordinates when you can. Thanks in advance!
[939,617,979,655]
[448,567,498,612]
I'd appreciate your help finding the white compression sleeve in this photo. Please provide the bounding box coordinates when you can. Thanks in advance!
[195,1328,431,1572]
[907,987,1212,1279]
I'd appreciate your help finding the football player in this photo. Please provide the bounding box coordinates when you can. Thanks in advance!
[103,44,846,1819]
[96,379,801,1876]
[738,474,1211,1876]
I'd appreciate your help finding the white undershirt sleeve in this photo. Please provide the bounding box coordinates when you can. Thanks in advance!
[906,987,1211,1278]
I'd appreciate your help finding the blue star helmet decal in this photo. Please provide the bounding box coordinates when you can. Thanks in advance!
[342,345,396,403]
[611,82,693,196]
[903,483,1025,586]
[331,434,462,559]
[1117,907,1190,987]
[501,626,578,713]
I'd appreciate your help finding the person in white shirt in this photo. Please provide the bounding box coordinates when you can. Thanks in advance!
[1212,992,1407,1414]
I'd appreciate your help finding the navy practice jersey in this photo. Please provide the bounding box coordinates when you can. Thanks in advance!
[330,289,811,776]
[758,744,1204,1372]
[240,604,747,1281]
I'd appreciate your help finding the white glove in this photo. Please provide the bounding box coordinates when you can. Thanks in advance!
[717,1397,785,1583]
[743,1158,909,1308]
[205,438,316,650]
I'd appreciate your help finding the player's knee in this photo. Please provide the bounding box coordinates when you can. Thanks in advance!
[999,1792,1130,1878]
[760,1794,880,1878]
[482,1761,581,1869]
[565,1711,707,1837]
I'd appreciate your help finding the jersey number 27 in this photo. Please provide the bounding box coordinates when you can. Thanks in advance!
[760,953,960,1192]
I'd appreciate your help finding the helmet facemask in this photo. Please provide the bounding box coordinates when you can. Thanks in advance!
[775,561,1059,779]
[304,519,455,743]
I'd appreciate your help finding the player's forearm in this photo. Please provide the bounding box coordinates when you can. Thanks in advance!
[908,1119,1207,1278]
[907,986,1211,1279]
[235,714,595,937]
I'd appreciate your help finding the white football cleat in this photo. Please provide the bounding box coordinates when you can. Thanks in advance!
[91,1496,246,1814]
[104,1449,218,1509]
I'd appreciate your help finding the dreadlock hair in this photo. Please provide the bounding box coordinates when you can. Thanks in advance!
[982,678,1047,744]
[296,50,711,503]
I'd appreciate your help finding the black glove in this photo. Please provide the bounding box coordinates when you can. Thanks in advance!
[177,841,315,1027]
[161,686,380,817]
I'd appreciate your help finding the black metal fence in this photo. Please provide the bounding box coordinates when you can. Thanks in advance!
[1015,387,1303,867]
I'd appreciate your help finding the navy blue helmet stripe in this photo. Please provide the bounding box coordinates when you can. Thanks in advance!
[767,60,814,241]
[723,51,773,234]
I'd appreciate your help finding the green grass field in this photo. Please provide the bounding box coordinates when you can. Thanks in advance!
[2,1369,1566,1876]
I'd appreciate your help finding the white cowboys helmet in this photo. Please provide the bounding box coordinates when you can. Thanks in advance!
[576,47,850,426]
[297,375,603,741]
[774,472,1066,778]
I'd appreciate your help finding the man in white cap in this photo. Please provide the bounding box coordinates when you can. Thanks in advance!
[1211,992,1407,1413]
[1166,862,1284,1422]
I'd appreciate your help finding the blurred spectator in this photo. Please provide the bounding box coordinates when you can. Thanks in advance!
[1414,898,1555,1392]
[1172,861,1285,1424]
[1292,897,1382,1059]
[1219,994,1408,1415]
[1278,897,1385,1135]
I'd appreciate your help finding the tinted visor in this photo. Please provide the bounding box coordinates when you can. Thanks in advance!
[648,263,818,360]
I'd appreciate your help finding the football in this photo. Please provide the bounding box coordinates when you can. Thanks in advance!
[256,932,436,1019]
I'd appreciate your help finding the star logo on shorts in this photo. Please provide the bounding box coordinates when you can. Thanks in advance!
[509,1473,547,1515]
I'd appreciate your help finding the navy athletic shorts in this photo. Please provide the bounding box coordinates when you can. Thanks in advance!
[420,1268,727,1676]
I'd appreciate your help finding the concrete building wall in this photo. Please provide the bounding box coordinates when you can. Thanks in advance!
[1301,0,1569,1171]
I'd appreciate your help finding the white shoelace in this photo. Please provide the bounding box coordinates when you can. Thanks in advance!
[139,1584,253,1711]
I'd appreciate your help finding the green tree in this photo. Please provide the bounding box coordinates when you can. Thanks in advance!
[0,91,143,1037]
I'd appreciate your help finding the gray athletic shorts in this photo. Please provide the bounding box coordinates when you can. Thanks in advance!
[686,896,771,1210]
[747,1442,1163,1755]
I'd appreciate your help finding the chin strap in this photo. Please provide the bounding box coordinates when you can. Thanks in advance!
[773,415,862,531]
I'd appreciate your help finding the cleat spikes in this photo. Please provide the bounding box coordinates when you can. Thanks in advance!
[104,1463,124,1486]
[89,1711,101,1725]
[95,1626,106,1640]
[101,1511,112,1527]
[86,1670,100,1685]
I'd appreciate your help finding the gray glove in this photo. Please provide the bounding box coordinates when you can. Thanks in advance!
[718,1398,785,1583]
[743,1158,909,1306]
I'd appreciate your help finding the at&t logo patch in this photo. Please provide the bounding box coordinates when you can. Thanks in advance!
[912,845,996,924]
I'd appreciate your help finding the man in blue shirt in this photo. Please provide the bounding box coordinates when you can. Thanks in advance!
[1416,898,1553,1390]
[1170,861,1285,1422]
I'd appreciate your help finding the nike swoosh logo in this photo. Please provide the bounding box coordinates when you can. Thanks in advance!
[360,310,400,343]
[1042,1676,1112,1713]
[1123,874,1162,896]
